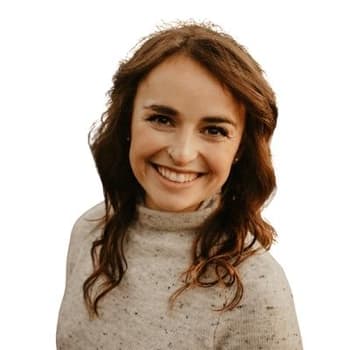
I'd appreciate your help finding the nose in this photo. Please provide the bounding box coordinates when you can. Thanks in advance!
[167,133,198,166]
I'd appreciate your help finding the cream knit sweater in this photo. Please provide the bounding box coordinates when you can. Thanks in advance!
[57,202,302,349]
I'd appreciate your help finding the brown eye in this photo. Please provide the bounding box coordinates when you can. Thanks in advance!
[146,114,173,126]
[203,126,229,137]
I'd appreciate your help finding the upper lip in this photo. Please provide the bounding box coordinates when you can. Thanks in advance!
[151,163,206,175]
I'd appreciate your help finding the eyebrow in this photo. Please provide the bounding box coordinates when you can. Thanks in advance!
[143,103,237,127]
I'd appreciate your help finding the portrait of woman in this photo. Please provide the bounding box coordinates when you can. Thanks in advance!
[56,21,303,349]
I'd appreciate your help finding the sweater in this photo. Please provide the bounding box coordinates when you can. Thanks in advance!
[56,202,303,349]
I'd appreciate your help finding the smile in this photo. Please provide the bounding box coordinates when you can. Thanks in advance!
[152,164,202,183]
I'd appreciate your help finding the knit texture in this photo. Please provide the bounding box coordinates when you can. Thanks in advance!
[56,202,303,349]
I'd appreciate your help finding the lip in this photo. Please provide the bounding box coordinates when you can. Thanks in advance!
[150,162,205,187]
[151,163,205,175]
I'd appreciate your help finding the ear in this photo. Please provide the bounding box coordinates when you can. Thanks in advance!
[234,132,246,163]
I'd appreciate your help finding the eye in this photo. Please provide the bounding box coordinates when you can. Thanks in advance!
[203,126,230,138]
[146,114,174,126]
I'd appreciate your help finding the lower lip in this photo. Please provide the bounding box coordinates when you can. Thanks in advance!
[150,164,202,188]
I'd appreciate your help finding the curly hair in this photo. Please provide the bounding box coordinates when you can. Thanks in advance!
[84,21,278,318]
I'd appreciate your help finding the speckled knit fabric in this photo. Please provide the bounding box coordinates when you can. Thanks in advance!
[56,202,303,349]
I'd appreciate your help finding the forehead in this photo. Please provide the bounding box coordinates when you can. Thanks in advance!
[134,54,245,121]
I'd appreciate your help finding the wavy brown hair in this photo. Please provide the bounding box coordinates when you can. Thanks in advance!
[84,21,278,318]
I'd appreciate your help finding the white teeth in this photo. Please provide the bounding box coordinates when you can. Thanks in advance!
[156,165,198,183]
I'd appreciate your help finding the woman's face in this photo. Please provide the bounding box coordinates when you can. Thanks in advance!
[129,54,245,212]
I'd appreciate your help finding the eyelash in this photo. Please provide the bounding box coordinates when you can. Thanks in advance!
[145,114,231,139]
[203,126,229,137]
[146,114,174,126]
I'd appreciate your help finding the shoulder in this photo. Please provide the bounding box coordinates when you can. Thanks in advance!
[64,202,106,278]
[239,247,289,294]
[71,201,106,238]
[238,248,299,322]
[240,249,301,326]
[68,201,106,248]
[213,248,303,349]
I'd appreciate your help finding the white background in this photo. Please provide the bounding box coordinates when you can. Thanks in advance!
[1,0,349,348]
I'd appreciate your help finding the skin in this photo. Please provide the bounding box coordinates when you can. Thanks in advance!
[129,54,245,212]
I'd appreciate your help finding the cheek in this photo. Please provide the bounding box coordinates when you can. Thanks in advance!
[129,132,146,176]
[129,128,162,172]
[207,147,236,178]
[216,160,233,183]
[130,123,148,158]
[131,121,169,154]
[129,139,148,171]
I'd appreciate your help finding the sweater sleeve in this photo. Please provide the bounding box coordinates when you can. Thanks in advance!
[213,251,303,349]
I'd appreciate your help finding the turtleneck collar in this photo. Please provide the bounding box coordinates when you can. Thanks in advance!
[135,195,220,232]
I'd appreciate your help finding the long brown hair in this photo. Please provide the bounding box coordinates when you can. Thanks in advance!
[84,21,278,318]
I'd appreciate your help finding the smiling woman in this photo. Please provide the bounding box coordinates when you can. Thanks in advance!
[129,54,245,212]
[56,21,303,349]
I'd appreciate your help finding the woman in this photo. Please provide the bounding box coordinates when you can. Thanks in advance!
[57,22,303,349]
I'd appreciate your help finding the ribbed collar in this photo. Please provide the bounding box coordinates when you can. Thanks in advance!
[136,196,220,232]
